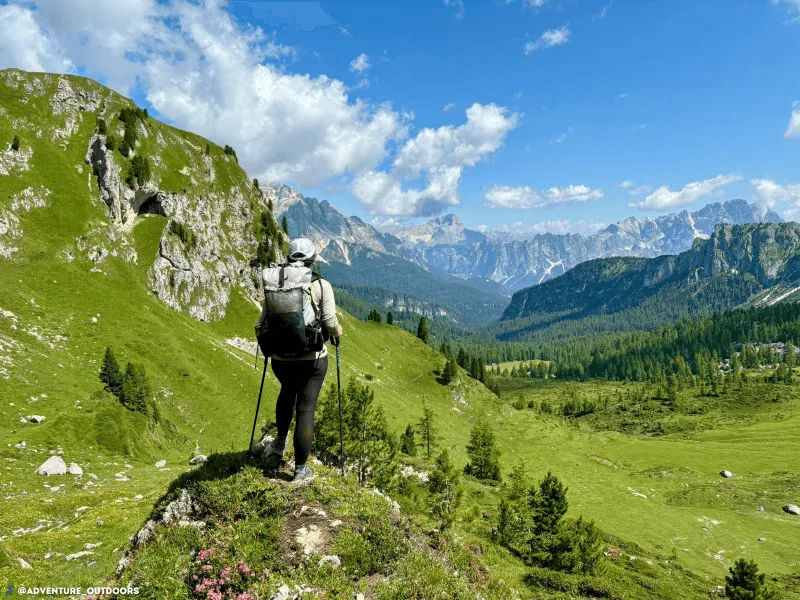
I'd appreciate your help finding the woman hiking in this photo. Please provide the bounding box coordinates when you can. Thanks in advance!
[262,237,342,483]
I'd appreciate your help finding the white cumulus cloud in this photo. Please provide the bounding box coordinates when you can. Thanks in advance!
[632,174,742,211]
[443,102,455,112]
[751,179,800,218]
[785,101,800,140]
[0,0,411,188]
[484,184,603,209]
[353,103,520,216]
[617,180,634,190]
[0,3,73,73]
[524,26,570,54]
[350,53,370,74]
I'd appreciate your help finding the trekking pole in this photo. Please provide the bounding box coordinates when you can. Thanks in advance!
[248,358,269,456]
[334,338,345,476]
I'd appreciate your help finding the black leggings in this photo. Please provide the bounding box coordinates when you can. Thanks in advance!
[271,356,328,467]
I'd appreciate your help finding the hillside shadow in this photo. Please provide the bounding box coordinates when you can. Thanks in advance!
[148,451,292,517]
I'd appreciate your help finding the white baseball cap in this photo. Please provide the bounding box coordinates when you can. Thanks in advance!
[289,237,316,262]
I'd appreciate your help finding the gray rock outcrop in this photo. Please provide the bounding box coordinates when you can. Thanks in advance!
[783,504,800,515]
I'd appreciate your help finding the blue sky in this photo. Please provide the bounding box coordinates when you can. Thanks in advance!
[1,0,799,233]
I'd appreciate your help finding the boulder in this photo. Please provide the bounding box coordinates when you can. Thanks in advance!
[155,459,166,468]
[28,415,46,423]
[318,555,341,569]
[783,504,800,515]
[719,470,733,478]
[355,594,365,600]
[14,441,26,449]
[189,455,207,465]
[67,463,83,476]
[36,456,67,476]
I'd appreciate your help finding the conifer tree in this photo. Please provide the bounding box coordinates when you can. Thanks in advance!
[725,559,777,600]
[253,178,259,189]
[400,424,417,456]
[416,402,437,459]
[442,357,457,384]
[281,215,289,234]
[315,379,400,490]
[464,418,501,482]
[386,312,394,325]
[11,135,20,151]
[427,449,462,530]
[99,347,122,397]
[416,316,429,344]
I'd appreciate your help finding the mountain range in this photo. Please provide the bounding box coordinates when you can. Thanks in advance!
[274,186,783,311]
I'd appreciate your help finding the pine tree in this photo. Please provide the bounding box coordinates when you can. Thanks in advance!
[725,559,777,600]
[99,347,122,397]
[417,316,430,344]
[456,347,468,368]
[427,449,462,530]
[386,312,394,325]
[118,363,151,416]
[416,402,437,459]
[400,424,417,456]
[464,418,501,482]
[314,379,400,490]
[105,134,116,150]
[531,471,569,537]
[97,118,107,135]
[442,357,457,384]
[11,135,20,151]
[253,178,259,189]
[281,215,289,234]
[205,142,211,155]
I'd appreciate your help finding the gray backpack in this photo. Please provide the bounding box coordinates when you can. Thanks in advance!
[255,263,325,358]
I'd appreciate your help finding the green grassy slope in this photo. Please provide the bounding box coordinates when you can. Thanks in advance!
[2,69,798,598]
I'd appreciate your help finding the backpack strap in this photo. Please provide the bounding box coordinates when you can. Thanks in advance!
[278,266,286,288]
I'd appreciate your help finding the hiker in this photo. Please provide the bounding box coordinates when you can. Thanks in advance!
[260,237,342,482]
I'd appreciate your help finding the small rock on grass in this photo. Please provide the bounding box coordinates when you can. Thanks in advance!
[18,557,31,569]
[155,460,166,468]
[65,551,93,561]
[783,504,800,515]
[719,470,733,478]
[189,455,207,465]
[67,463,83,475]
[318,555,341,569]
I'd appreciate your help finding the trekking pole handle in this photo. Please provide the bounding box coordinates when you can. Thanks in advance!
[331,335,341,347]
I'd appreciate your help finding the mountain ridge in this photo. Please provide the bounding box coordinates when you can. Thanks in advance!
[274,185,782,297]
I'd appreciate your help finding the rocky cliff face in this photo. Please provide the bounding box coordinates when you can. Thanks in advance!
[1,69,281,322]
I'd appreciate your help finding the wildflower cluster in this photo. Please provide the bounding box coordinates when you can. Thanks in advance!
[189,543,262,600]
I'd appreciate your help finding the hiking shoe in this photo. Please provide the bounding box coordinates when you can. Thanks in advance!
[292,465,315,484]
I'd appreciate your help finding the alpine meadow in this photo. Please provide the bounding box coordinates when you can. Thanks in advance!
[1,2,800,599]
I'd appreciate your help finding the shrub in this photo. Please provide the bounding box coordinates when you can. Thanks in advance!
[105,134,116,150]
[169,220,197,249]
[97,118,107,135]
[11,135,20,151]
[253,178,259,189]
